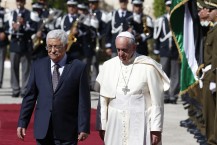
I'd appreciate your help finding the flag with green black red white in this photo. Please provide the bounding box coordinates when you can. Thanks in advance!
[170,0,203,94]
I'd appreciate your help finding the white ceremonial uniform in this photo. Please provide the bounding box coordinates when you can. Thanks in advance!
[96,53,170,145]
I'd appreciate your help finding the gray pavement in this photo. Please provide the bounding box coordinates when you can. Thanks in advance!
[0,61,199,145]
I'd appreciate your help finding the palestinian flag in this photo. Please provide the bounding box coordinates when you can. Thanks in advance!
[170,0,203,94]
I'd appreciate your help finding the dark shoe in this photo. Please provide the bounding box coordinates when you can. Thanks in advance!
[193,129,201,135]
[180,119,193,128]
[170,99,177,104]
[21,94,25,98]
[184,104,190,109]
[197,138,207,144]
[164,98,170,103]
[12,93,19,98]
[188,128,197,134]
[194,134,205,139]
[182,101,189,106]
[180,118,191,124]
[194,131,203,137]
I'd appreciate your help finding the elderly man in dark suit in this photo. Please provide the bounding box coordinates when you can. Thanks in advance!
[17,29,91,145]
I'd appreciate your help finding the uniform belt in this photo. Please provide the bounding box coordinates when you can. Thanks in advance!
[199,64,212,88]
[202,64,211,73]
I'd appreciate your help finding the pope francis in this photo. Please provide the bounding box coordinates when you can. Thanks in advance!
[95,31,170,145]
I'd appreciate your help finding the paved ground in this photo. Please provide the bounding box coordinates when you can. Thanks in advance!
[0,61,199,145]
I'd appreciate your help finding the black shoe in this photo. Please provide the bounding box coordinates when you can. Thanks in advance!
[182,101,189,106]
[194,134,205,139]
[180,119,194,128]
[169,96,178,104]
[194,131,203,137]
[193,129,201,135]
[170,99,177,104]
[164,98,170,103]
[197,138,207,144]
[12,93,19,98]
[180,118,191,122]
[184,104,190,109]
[188,128,197,134]
[21,94,25,98]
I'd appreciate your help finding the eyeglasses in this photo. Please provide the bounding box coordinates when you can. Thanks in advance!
[46,45,64,50]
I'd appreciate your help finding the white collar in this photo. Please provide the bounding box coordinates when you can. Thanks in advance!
[118,9,126,17]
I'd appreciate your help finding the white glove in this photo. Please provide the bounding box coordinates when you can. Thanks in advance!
[209,82,216,93]
[153,49,160,55]
[199,80,203,88]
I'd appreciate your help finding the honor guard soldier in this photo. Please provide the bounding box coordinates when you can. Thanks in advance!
[88,0,109,50]
[37,0,49,18]
[31,2,48,60]
[78,3,89,15]
[127,0,153,56]
[105,0,132,57]
[0,0,9,88]
[56,0,84,60]
[153,0,180,104]
[9,0,36,98]
[179,1,209,144]
[87,0,110,89]
[200,0,217,144]
[36,0,62,31]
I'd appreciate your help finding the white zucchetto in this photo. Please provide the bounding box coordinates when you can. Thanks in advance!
[117,31,135,41]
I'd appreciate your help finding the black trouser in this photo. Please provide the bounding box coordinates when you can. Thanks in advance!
[36,121,77,145]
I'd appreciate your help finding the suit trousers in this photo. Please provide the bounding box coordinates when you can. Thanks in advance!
[10,52,31,97]
[36,120,78,145]
[160,57,180,100]
[0,46,6,87]
[83,56,97,90]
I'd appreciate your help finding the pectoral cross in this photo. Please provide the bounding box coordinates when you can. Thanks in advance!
[122,86,130,95]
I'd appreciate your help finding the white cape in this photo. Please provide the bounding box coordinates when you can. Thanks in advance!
[96,54,170,99]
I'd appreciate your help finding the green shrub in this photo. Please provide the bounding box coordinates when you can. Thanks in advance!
[153,0,166,18]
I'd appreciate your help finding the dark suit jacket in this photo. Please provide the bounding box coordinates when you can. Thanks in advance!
[18,56,91,141]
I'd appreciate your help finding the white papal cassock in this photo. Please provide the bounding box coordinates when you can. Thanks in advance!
[96,53,170,145]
